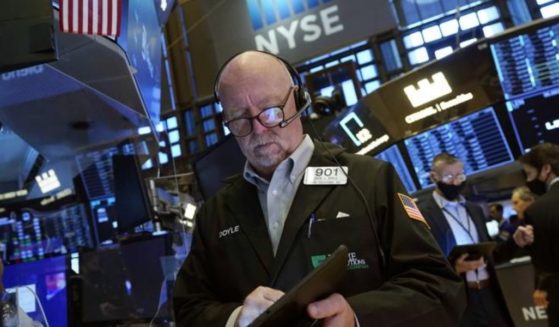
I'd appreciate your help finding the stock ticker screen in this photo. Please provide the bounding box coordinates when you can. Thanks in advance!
[0,204,93,263]
[491,22,559,100]
[490,21,559,152]
[374,145,417,194]
[506,87,559,152]
[404,107,513,188]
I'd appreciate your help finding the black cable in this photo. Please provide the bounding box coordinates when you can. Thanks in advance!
[305,120,387,271]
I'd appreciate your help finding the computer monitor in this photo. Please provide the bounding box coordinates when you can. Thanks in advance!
[3,255,68,327]
[374,145,418,194]
[322,100,392,155]
[490,21,559,100]
[89,196,118,244]
[78,235,170,325]
[506,88,559,152]
[113,155,154,233]
[192,135,246,200]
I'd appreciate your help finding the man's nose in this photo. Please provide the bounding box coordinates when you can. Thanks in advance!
[451,178,462,185]
[252,117,269,134]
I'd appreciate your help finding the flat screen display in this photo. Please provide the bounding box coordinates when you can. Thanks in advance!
[374,145,417,194]
[192,135,246,200]
[362,43,503,140]
[89,196,118,244]
[4,255,68,327]
[80,236,169,324]
[506,87,559,152]
[113,155,153,233]
[322,101,392,155]
[491,22,559,100]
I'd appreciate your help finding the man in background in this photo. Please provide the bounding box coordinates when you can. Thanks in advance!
[489,203,514,242]
[419,152,533,326]
[518,142,559,326]
[510,186,536,227]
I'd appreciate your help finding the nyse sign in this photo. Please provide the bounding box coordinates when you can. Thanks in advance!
[255,5,343,54]
[197,0,397,64]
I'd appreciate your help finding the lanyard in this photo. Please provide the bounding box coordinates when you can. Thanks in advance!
[442,205,476,244]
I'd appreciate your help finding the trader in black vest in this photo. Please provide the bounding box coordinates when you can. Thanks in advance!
[418,152,534,327]
[173,51,466,326]
[518,142,559,326]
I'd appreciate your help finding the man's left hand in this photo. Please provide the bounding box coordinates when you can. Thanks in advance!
[513,225,534,247]
[307,293,355,327]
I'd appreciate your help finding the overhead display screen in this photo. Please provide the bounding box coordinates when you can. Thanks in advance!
[322,101,392,155]
[362,42,504,140]
[491,22,559,99]
[506,87,559,152]
[404,107,513,188]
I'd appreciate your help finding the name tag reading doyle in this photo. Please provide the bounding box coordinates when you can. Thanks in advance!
[304,166,348,185]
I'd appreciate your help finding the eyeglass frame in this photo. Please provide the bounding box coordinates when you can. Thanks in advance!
[223,86,294,137]
[436,172,467,184]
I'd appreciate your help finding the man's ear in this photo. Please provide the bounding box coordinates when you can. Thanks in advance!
[541,163,552,179]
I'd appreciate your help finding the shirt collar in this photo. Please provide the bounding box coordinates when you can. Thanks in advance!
[549,176,559,189]
[243,134,315,187]
[432,190,466,209]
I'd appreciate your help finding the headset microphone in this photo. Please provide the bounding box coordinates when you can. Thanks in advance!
[279,93,311,128]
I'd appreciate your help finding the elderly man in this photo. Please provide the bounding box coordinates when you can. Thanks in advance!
[173,51,466,326]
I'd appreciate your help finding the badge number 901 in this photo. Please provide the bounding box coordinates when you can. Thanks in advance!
[304,166,348,185]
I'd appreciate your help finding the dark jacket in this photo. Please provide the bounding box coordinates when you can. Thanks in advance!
[174,142,466,326]
[525,182,559,312]
[418,195,519,323]
[418,196,518,263]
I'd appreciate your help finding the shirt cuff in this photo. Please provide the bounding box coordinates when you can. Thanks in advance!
[226,306,242,327]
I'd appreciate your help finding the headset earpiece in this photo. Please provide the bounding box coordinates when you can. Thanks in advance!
[293,86,309,111]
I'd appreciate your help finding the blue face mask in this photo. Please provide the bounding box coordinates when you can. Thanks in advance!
[437,181,466,201]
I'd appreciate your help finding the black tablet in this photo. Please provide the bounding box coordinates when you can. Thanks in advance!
[249,244,349,327]
[449,241,496,262]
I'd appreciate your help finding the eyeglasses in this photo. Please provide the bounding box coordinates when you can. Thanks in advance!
[223,87,294,137]
[439,173,467,184]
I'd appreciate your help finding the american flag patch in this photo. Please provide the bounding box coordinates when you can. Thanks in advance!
[398,193,429,228]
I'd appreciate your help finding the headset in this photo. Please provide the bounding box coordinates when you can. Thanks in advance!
[213,50,311,128]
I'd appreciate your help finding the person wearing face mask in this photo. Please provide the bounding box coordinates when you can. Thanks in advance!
[418,152,534,327]
[518,142,559,326]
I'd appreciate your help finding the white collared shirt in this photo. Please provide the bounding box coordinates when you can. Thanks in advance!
[243,135,315,255]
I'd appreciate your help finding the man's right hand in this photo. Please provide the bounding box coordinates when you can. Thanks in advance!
[533,289,549,308]
[236,286,284,327]
[454,253,485,274]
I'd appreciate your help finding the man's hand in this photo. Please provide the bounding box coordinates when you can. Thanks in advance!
[307,293,356,327]
[454,253,485,274]
[533,289,549,308]
[513,225,534,247]
[236,286,284,327]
